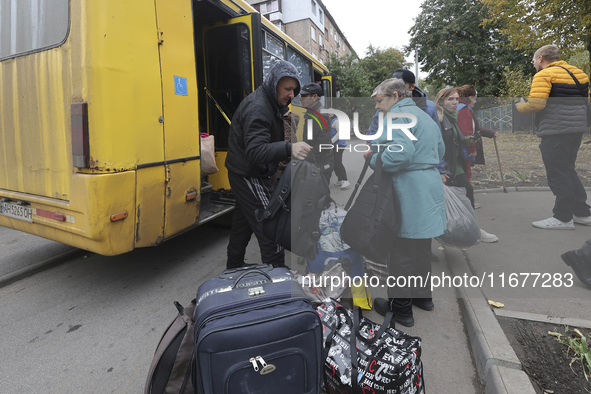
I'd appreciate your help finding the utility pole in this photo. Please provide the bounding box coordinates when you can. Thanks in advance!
[415,51,419,86]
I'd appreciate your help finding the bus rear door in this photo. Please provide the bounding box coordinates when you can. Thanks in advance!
[150,0,201,244]
[200,13,263,190]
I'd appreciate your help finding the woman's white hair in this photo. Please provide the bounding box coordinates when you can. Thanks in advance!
[372,78,411,98]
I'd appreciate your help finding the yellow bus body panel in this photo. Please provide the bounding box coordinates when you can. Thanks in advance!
[85,1,164,170]
[135,167,165,248]
[0,0,331,256]
[155,0,202,237]
[0,171,136,255]
[0,10,77,200]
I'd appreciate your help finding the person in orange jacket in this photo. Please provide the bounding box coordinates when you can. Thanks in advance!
[516,44,591,230]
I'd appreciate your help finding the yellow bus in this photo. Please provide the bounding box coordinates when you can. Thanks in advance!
[0,0,332,256]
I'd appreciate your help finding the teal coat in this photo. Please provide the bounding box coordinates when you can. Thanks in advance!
[370,98,446,239]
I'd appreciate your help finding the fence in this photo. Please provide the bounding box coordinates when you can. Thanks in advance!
[475,104,535,133]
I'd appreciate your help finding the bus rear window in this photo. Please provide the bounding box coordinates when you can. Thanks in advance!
[0,0,69,61]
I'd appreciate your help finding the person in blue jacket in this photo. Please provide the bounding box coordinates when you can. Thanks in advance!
[369,78,446,327]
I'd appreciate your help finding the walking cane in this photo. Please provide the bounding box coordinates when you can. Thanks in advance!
[493,137,507,193]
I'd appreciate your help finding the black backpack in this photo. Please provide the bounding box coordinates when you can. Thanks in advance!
[256,159,331,259]
[340,152,400,264]
[145,299,196,394]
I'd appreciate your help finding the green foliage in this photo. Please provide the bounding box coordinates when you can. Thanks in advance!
[568,50,591,75]
[482,0,591,68]
[326,53,372,97]
[418,78,445,99]
[498,66,533,98]
[408,0,533,97]
[326,46,410,98]
[358,45,411,90]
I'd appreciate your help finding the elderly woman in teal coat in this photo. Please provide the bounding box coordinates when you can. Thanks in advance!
[369,78,446,328]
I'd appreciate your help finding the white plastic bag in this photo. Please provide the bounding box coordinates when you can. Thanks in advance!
[436,185,480,247]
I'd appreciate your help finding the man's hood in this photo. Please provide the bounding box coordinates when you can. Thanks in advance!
[263,60,301,113]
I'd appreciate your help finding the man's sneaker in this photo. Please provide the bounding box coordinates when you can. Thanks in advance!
[334,180,343,186]
[574,215,591,226]
[474,202,481,209]
[532,217,574,230]
[340,180,351,190]
[480,229,498,243]
[561,250,591,289]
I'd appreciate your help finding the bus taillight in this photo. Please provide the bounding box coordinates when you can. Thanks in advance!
[71,102,89,168]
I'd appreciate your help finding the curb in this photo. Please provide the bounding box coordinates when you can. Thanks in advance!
[475,186,591,194]
[443,246,537,394]
[0,248,83,288]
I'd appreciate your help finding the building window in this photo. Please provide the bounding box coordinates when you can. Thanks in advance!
[311,0,316,15]
[319,34,323,47]
[311,26,316,42]
[330,26,333,38]
[318,9,323,21]
[260,0,278,14]
[312,52,318,60]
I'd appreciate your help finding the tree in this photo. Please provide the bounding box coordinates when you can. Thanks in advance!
[498,66,532,97]
[408,0,533,96]
[326,52,372,97]
[359,45,411,89]
[482,0,591,67]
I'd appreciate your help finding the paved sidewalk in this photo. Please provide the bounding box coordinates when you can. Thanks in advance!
[322,186,591,393]
[444,188,591,393]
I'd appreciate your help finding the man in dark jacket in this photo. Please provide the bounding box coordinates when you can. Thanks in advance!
[299,82,334,183]
[516,44,591,230]
[368,69,440,134]
[225,61,312,268]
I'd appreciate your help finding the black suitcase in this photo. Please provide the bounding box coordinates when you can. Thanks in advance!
[193,265,322,394]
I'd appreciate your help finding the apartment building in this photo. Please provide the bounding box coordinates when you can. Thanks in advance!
[246,0,354,64]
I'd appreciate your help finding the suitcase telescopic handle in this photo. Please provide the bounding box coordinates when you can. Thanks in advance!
[231,269,272,289]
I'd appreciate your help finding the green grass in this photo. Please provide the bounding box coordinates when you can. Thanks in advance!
[549,327,591,382]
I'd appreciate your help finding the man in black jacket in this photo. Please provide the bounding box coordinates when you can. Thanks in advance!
[225,61,312,268]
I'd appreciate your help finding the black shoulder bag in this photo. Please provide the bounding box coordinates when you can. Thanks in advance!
[340,151,400,264]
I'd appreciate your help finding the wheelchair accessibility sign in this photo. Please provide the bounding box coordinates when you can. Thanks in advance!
[174,76,188,96]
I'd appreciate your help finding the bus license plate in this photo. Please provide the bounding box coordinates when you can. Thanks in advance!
[1,201,33,223]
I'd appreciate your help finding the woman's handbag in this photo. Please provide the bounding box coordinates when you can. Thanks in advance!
[317,301,425,394]
[340,152,400,264]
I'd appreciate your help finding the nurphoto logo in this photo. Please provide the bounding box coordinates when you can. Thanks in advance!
[306,108,418,153]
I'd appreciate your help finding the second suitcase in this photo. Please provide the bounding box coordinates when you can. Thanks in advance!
[193,265,322,394]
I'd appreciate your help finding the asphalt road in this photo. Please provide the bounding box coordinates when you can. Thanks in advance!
[0,223,234,393]
[0,145,481,393]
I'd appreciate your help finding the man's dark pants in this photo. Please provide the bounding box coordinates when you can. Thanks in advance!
[539,133,591,222]
[226,171,285,268]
